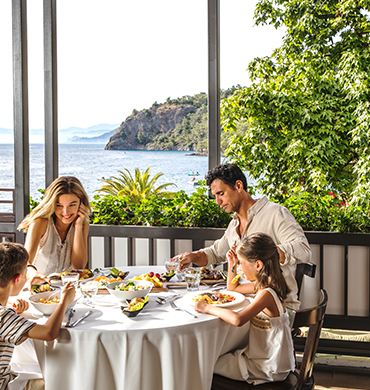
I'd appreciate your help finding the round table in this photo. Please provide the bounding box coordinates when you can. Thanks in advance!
[19,266,251,390]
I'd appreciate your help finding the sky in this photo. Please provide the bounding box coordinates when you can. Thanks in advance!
[0,0,285,131]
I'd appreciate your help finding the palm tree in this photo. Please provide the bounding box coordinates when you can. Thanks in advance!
[94,167,177,203]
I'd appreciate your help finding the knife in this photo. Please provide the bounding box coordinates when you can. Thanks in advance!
[66,310,92,328]
[65,308,75,327]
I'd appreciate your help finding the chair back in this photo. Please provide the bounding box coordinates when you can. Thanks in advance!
[291,289,328,390]
[295,262,316,300]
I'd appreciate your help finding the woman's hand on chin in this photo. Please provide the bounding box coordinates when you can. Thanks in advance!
[74,203,89,227]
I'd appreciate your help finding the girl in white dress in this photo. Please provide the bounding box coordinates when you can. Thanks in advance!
[194,233,295,385]
[18,176,91,285]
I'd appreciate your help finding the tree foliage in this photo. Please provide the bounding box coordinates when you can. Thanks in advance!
[90,186,232,228]
[93,167,176,203]
[150,87,248,152]
[222,0,370,206]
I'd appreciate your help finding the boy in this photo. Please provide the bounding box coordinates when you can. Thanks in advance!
[0,242,75,390]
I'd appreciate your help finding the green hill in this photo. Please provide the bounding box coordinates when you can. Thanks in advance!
[105,86,248,152]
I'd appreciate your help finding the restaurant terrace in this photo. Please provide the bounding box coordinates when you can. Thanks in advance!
[1,1,370,390]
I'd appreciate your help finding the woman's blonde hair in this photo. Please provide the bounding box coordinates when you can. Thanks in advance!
[236,232,290,302]
[18,176,91,232]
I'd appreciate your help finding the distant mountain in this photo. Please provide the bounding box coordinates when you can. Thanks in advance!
[0,124,120,144]
[65,130,116,143]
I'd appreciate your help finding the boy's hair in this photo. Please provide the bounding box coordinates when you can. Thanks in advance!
[206,163,248,191]
[236,232,291,302]
[0,243,29,287]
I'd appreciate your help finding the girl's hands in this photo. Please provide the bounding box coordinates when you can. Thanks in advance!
[226,245,237,268]
[194,299,209,313]
[61,282,76,306]
[74,203,89,228]
[12,299,29,314]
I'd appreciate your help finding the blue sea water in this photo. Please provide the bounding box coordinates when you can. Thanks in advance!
[0,143,214,210]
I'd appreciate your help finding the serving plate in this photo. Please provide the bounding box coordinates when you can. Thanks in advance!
[184,290,245,308]
[48,270,97,286]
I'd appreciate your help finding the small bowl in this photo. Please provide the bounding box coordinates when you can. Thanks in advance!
[106,280,153,303]
[29,290,79,316]
[126,295,149,307]
[120,305,144,318]
[161,273,175,282]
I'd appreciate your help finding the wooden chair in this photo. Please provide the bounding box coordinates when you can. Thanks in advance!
[295,262,316,300]
[211,289,328,390]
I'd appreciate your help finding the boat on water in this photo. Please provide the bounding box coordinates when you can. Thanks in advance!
[188,172,200,176]
[98,177,113,182]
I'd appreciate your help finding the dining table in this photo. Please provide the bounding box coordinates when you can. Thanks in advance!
[14,266,251,390]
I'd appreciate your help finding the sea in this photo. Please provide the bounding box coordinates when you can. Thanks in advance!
[0,143,224,211]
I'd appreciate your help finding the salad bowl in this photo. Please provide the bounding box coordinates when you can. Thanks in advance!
[106,279,153,302]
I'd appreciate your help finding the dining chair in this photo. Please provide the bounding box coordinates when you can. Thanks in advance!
[211,289,328,390]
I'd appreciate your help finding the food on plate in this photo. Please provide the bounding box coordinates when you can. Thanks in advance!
[39,296,60,304]
[109,267,127,278]
[231,275,241,284]
[93,275,124,288]
[199,267,224,280]
[114,280,148,291]
[31,283,52,294]
[132,273,164,287]
[123,296,148,312]
[49,269,94,281]
[161,269,175,281]
[192,292,236,305]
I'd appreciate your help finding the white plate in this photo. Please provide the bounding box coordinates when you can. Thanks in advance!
[48,271,97,286]
[184,290,246,308]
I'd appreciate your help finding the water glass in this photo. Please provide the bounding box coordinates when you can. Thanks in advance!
[165,259,179,274]
[80,281,99,304]
[185,270,200,291]
[61,272,79,287]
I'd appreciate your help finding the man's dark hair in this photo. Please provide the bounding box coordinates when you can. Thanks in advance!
[0,243,28,287]
[206,164,248,191]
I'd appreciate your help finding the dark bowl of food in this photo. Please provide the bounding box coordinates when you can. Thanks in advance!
[121,305,144,318]
[161,272,175,282]
[126,295,149,308]
[121,295,148,317]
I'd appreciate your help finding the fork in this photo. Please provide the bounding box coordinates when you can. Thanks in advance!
[155,294,181,305]
[170,300,197,318]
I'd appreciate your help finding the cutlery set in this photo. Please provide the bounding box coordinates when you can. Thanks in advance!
[65,308,92,328]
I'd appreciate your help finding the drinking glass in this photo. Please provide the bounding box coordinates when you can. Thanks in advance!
[61,272,79,287]
[185,269,200,291]
[80,281,99,305]
[165,259,179,274]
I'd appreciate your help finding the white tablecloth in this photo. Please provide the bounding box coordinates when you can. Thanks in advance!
[20,266,251,390]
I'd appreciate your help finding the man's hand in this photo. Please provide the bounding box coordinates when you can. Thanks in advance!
[171,250,208,271]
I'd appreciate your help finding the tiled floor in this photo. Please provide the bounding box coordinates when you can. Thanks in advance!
[314,367,370,389]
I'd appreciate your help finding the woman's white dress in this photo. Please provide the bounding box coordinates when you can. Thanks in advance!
[32,219,74,276]
[214,287,295,385]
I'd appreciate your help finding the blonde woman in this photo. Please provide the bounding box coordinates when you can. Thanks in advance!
[18,176,91,284]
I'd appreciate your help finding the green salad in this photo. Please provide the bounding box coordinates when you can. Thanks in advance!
[114,280,146,291]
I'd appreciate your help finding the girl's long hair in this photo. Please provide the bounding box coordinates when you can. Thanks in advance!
[18,176,91,232]
[237,232,290,302]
